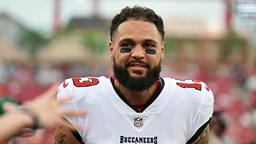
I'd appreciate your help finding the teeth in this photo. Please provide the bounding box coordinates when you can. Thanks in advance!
[131,64,145,67]
[127,62,149,68]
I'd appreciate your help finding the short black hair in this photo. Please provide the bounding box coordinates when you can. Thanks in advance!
[110,6,165,40]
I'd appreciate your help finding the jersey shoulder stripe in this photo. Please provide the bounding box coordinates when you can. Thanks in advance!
[163,77,214,106]
[57,76,107,101]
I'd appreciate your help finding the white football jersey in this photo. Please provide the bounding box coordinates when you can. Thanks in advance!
[57,76,214,144]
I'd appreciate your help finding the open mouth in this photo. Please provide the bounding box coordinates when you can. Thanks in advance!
[127,61,149,67]
[126,62,150,70]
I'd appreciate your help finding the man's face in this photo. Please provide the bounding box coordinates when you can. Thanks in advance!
[109,20,164,91]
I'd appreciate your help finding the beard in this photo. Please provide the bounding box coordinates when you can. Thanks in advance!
[113,60,161,91]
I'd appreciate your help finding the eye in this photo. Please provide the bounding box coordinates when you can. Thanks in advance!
[119,41,133,53]
[145,49,156,55]
[143,43,157,54]
[143,43,155,49]
[120,47,132,53]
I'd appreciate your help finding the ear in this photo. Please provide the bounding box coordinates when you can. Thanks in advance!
[161,41,165,59]
[108,40,114,59]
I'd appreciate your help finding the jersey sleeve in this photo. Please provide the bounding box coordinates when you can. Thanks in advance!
[187,82,214,141]
[57,78,87,138]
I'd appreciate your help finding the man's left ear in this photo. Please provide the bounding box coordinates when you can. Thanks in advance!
[161,42,165,59]
[108,41,114,58]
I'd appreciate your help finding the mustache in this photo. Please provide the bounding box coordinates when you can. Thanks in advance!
[125,61,150,68]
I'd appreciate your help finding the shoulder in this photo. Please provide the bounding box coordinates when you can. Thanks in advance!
[57,76,108,101]
[163,77,214,106]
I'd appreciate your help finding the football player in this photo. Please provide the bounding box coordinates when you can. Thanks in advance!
[55,6,214,144]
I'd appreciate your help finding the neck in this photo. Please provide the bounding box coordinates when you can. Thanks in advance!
[113,78,158,105]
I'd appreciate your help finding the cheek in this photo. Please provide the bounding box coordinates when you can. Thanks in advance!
[117,53,130,61]
[147,55,162,65]
[113,53,130,66]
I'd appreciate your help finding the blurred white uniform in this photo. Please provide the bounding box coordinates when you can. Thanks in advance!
[57,76,214,144]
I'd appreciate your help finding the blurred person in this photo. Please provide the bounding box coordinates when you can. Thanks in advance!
[209,111,233,144]
[0,85,85,141]
[55,6,214,144]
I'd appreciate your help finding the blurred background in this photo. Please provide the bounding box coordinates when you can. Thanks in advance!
[0,0,256,143]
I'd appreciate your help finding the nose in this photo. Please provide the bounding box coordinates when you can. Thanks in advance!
[131,45,145,59]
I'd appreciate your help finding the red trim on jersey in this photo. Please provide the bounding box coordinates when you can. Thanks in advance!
[63,80,69,88]
[132,104,145,110]
[155,79,161,90]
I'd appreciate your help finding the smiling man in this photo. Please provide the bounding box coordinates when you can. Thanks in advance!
[55,6,214,144]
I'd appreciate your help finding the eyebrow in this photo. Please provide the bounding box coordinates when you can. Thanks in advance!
[119,38,157,45]
[119,38,134,44]
[143,39,157,44]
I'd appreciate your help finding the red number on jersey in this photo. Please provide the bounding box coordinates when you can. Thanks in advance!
[72,77,99,87]
[176,81,202,91]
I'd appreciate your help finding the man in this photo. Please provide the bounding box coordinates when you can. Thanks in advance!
[55,6,214,144]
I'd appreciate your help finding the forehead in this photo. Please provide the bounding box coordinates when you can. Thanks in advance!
[113,20,162,42]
